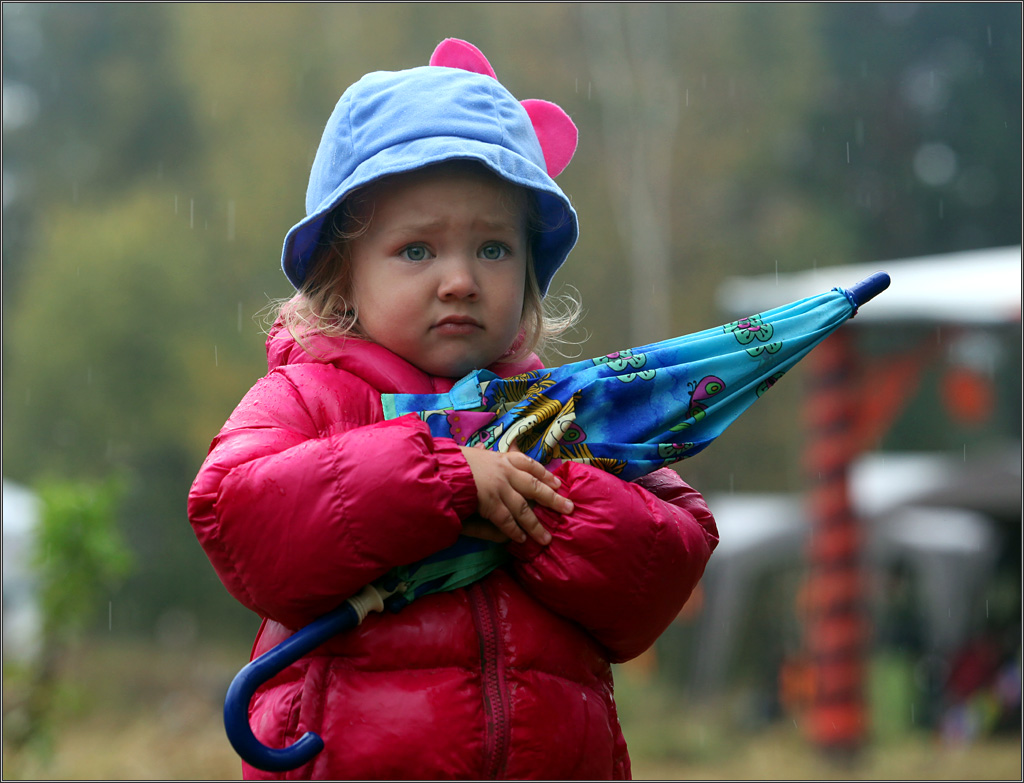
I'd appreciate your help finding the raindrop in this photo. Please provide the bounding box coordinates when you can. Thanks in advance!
[109,601,113,631]
[238,301,243,333]
[190,198,195,229]
[174,194,179,214]
[214,345,219,366]
[846,142,850,164]
[987,26,993,47]
[911,703,916,723]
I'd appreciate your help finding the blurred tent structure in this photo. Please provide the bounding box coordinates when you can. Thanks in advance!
[695,246,1021,752]
[718,246,1021,325]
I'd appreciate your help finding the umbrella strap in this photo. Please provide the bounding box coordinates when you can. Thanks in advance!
[379,540,510,611]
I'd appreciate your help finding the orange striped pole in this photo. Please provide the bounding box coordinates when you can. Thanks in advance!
[801,328,869,755]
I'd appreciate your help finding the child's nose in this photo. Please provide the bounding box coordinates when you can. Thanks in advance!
[437,256,481,300]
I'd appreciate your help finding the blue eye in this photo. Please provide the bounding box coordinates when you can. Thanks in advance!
[480,243,509,260]
[400,245,431,262]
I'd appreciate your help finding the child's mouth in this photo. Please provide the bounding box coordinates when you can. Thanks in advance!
[434,316,483,336]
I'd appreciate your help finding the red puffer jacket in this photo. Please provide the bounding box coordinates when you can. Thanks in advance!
[188,325,718,780]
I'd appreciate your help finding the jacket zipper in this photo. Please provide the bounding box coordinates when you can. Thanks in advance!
[468,582,510,779]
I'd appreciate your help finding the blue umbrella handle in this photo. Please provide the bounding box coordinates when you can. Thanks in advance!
[845,271,891,308]
[224,584,394,772]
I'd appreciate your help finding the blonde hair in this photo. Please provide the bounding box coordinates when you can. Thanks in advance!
[270,163,582,363]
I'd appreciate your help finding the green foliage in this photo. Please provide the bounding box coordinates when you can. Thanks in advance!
[1,3,199,307]
[32,477,134,641]
[2,188,242,480]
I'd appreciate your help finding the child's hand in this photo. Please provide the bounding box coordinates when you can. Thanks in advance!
[459,446,573,546]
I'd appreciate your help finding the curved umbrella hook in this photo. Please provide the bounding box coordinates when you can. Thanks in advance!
[223,585,392,772]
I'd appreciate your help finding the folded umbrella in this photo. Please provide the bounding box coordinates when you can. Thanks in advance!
[385,272,892,481]
[224,536,507,772]
[225,272,890,771]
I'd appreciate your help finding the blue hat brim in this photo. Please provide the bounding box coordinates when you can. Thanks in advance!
[281,137,578,296]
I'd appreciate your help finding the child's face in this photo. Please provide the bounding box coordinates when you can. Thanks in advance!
[347,166,529,378]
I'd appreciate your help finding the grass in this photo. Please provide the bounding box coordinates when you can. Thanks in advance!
[2,638,1020,780]
[614,662,1023,781]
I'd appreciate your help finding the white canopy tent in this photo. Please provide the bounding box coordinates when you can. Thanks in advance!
[717,245,1021,325]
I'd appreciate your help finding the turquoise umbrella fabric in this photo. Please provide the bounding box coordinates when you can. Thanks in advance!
[225,272,889,771]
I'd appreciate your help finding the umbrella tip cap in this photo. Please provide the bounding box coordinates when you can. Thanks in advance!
[847,271,891,307]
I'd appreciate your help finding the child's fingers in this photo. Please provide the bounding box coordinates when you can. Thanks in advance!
[493,488,551,546]
[505,453,574,515]
[505,444,561,491]
[459,446,572,547]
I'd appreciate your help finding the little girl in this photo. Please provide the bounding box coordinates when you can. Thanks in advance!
[188,39,718,780]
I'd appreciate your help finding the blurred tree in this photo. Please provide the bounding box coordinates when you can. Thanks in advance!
[33,477,134,642]
[1,3,199,311]
[1,186,260,639]
[4,190,220,480]
[806,2,1022,260]
[5,477,132,756]
[581,3,682,347]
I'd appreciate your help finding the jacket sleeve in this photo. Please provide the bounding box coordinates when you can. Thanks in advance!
[187,369,478,630]
[506,462,718,663]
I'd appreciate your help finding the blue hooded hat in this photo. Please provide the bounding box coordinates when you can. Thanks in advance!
[281,39,579,296]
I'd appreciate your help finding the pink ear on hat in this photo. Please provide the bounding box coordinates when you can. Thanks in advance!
[430,38,577,178]
[521,99,577,178]
[429,38,497,78]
